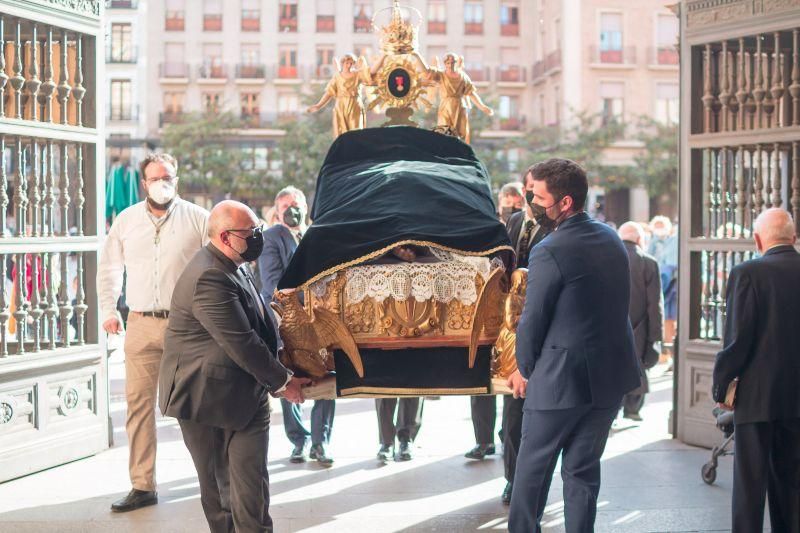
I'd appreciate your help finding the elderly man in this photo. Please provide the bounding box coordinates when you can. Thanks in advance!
[160,200,309,533]
[618,222,663,422]
[497,182,525,223]
[257,186,337,466]
[713,208,800,533]
[98,152,208,512]
[508,159,640,532]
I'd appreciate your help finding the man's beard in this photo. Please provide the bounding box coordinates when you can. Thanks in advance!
[146,196,174,211]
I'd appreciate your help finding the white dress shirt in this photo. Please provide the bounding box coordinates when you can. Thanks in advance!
[98,197,209,323]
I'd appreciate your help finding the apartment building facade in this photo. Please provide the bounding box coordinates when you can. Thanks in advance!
[105,0,678,220]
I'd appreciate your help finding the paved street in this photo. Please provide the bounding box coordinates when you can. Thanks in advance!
[0,357,751,532]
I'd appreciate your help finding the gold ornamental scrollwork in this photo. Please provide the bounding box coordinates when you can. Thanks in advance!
[380,297,444,338]
[368,56,432,112]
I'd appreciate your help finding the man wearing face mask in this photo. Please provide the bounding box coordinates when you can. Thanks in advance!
[497,182,525,224]
[507,158,640,532]
[159,200,309,533]
[257,186,337,466]
[98,153,210,512]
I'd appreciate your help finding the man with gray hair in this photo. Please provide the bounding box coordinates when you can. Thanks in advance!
[713,208,800,533]
[618,221,663,421]
[98,152,209,512]
[497,182,524,223]
[257,186,337,465]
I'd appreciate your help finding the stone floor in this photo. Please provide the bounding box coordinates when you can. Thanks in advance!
[0,358,753,532]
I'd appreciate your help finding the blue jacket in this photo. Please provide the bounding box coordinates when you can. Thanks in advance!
[257,224,298,302]
[516,212,640,410]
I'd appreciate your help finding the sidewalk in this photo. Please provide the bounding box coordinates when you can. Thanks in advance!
[0,359,747,532]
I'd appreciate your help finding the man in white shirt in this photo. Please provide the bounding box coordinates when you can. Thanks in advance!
[98,153,209,512]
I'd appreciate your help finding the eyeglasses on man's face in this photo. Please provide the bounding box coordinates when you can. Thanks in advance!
[226,225,264,240]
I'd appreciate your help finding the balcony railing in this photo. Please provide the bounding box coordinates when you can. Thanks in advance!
[316,15,335,32]
[159,111,186,127]
[545,49,562,71]
[106,46,137,63]
[242,10,260,31]
[496,65,526,82]
[203,14,223,31]
[532,60,545,80]
[165,12,185,31]
[500,23,519,36]
[240,112,288,128]
[428,20,446,34]
[650,46,679,65]
[589,45,637,65]
[106,0,138,8]
[277,65,299,79]
[354,16,372,33]
[465,66,489,82]
[159,62,189,79]
[108,105,139,122]
[236,63,266,79]
[280,16,298,32]
[464,22,483,35]
[198,63,227,79]
[497,115,526,131]
[313,64,336,79]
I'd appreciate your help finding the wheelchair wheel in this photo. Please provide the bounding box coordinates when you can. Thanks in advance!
[701,462,717,485]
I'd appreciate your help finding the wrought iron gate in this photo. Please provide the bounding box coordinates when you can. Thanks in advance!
[0,0,106,480]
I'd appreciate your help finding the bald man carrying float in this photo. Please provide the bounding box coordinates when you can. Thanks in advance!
[712,208,800,533]
[159,200,309,533]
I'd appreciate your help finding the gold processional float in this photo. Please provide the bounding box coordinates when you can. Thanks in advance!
[272,2,525,399]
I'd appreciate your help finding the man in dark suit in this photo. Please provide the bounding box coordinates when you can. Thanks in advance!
[712,208,800,533]
[618,221,663,421]
[257,186,336,466]
[508,159,640,533]
[159,200,309,533]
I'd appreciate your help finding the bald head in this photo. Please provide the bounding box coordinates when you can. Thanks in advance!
[209,200,260,263]
[618,221,645,246]
[753,208,796,253]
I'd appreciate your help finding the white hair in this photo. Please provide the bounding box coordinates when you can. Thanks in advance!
[618,221,645,245]
[649,215,672,233]
[754,208,796,244]
[275,186,307,210]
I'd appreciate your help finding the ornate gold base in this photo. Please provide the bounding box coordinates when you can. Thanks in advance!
[299,375,513,400]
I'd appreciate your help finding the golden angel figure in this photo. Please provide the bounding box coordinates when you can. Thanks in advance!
[415,52,493,144]
[307,54,379,138]
[492,269,528,378]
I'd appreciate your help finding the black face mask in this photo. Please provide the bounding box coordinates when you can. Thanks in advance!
[525,190,534,206]
[283,206,303,228]
[530,200,564,232]
[229,228,265,262]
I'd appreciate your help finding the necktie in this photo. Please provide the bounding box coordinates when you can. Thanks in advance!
[240,267,266,318]
[517,220,534,259]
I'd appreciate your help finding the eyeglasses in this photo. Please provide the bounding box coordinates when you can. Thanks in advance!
[226,225,264,239]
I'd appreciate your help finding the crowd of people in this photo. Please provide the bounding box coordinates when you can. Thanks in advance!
[97,152,798,533]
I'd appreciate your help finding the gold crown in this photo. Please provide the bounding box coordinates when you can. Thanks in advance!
[375,1,420,54]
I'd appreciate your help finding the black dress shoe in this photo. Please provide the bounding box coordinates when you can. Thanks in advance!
[309,443,334,466]
[111,489,158,513]
[377,444,393,462]
[289,443,307,463]
[501,482,513,505]
[464,444,496,460]
[397,441,413,461]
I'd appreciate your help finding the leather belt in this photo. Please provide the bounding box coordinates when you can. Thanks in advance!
[136,310,170,319]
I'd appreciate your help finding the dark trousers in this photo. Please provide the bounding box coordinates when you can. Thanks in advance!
[509,404,619,533]
[470,395,497,445]
[732,418,800,533]
[280,398,335,447]
[178,402,273,533]
[375,397,424,446]
[503,395,525,484]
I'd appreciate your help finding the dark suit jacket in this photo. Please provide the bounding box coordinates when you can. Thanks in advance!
[159,244,291,430]
[712,244,800,424]
[624,241,664,363]
[516,212,640,410]
[507,211,547,269]
[257,224,297,302]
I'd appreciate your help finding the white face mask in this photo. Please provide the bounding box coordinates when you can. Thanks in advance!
[148,180,177,205]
